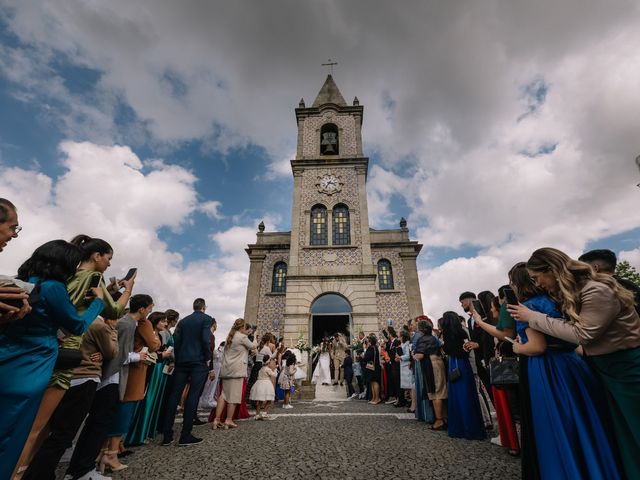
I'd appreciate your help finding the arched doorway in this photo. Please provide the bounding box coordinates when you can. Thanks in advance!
[309,293,352,346]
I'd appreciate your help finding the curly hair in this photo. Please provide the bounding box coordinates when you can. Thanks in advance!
[527,247,634,324]
[225,318,246,348]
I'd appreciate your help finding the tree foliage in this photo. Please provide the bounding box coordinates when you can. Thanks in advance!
[615,260,640,288]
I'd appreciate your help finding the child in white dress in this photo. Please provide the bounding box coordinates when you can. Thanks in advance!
[250,356,278,420]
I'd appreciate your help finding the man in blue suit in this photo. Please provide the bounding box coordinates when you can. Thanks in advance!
[162,298,213,446]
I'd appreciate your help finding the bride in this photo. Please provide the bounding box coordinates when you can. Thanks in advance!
[311,337,332,386]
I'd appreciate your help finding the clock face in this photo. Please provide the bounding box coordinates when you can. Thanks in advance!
[320,175,338,191]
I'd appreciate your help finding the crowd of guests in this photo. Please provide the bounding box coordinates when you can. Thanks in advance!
[348,247,640,480]
[1,195,640,480]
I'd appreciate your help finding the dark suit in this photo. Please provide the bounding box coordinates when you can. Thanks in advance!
[163,311,213,442]
[468,317,494,401]
[342,355,355,397]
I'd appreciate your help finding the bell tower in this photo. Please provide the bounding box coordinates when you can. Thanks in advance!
[243,74,424,348]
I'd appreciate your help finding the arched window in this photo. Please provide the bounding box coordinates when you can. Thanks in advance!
[332,204,350,245]
[378,259,394,290]
[320,123,339,155]
[272,262,287,293]
[310,205,328,245]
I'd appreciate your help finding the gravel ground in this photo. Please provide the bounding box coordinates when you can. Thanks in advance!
[57,400,520,479]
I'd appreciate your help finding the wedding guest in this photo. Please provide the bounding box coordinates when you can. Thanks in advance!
[250,355,278,420]
[441,311,486,440]
[0,198,30,324]
[471,294,519,457]
[510,247,640,479]
[509,260,621,479]
[126,311,174,445]
[101,294,158,473]
[384,327,401,405]
[0,240,104,480]
[23,313,118,480]
[17,234,133,477]
[396,330,413,410]
[162,298,213,446]
[414,321,447,430]
[363,335,381,404]
[579,248,640,313]
[212,318,256,429]
[412,319,435,424]
[279,352,297,409]
[342,349,355,397]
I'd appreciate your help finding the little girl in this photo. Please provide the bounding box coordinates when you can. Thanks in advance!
[279,352,298,409]
[249,355,278,420]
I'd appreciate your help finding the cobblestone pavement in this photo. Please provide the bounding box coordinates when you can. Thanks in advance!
[58,400,520,480]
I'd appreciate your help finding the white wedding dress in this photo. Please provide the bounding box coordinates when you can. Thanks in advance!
[311,351,332,385]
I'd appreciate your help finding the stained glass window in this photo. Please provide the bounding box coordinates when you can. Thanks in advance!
[332,204,350,245]
[310,205,328,245]
[272,262,287,293]
[378,259,394,290]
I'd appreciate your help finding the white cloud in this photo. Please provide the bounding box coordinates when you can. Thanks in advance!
[0,141,244,336]
[619,249,640,271]
[1,1,640,325]
[199,200,223,220]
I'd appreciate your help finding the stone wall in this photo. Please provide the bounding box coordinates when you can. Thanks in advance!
[371,249,411,331]
[255,251,289,335]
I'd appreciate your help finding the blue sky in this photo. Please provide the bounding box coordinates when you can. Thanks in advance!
[0,1,639,332]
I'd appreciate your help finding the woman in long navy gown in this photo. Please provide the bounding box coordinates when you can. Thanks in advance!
[441,311,486,440]
[510,264,621,480]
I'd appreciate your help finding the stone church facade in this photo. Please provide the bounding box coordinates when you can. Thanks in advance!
[243,75,424,345]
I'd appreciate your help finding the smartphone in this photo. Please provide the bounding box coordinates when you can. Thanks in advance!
[504,287,519,305]
[85,274,102,298]
[502,336,516,344]
[472,299,486,317]
[123,268,137,281]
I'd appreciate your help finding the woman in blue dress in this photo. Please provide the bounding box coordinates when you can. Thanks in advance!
[441,311,486,440]
[0,240,104,480]
[510,262,621,480]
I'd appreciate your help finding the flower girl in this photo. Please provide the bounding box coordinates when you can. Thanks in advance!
[279,352,298,409]
[249,355,278,420]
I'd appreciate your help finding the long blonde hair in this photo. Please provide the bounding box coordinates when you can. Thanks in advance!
[527,247,634,324]
[225,318,246,349]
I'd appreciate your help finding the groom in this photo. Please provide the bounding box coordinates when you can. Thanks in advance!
[331,333,347,386]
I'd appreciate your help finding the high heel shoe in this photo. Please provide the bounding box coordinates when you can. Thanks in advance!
[98,450,128,474]
[223,422,238,430]
[95,447,108,465]
[212,419,222,430]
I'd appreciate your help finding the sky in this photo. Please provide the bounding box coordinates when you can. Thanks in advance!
[0,1,639,337]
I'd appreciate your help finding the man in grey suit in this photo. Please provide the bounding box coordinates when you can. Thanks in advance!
[162,298,213,446]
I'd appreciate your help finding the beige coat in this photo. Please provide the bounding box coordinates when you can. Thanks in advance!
[220,332,256,379]
[528,280,640,356]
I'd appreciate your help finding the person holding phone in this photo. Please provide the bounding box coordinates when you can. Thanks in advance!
[19,235,135,479]
[509,247,640,479]
[0,240,105,480]
[507,259,622,480]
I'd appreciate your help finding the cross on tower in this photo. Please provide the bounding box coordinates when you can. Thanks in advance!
[322,59,338,75]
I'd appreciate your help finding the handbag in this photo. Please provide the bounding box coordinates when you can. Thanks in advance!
[489,356,519,385]
[54,347,83,370]
[365,361,375,371]
[449,357,462,383]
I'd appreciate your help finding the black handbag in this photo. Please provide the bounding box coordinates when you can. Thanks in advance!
[489,356,519,385]
[54,347,83,370]
[449,356,462,382]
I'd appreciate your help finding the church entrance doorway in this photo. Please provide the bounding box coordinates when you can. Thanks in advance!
[309,293,352,346]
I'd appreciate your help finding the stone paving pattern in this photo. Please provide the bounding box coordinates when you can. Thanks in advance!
[65,400,520,480]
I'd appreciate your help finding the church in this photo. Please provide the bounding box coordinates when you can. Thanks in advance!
[243,75,425,346]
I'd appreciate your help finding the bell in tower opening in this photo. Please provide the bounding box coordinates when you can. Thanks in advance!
[320,123,339,155]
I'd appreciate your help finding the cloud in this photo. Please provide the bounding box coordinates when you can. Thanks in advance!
[199,200,223,220]
[0,141,245,335]
[619,249,640,271]
[1,1,640,325]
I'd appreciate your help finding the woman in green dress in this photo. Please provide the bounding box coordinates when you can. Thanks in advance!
[125,311,174,445]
